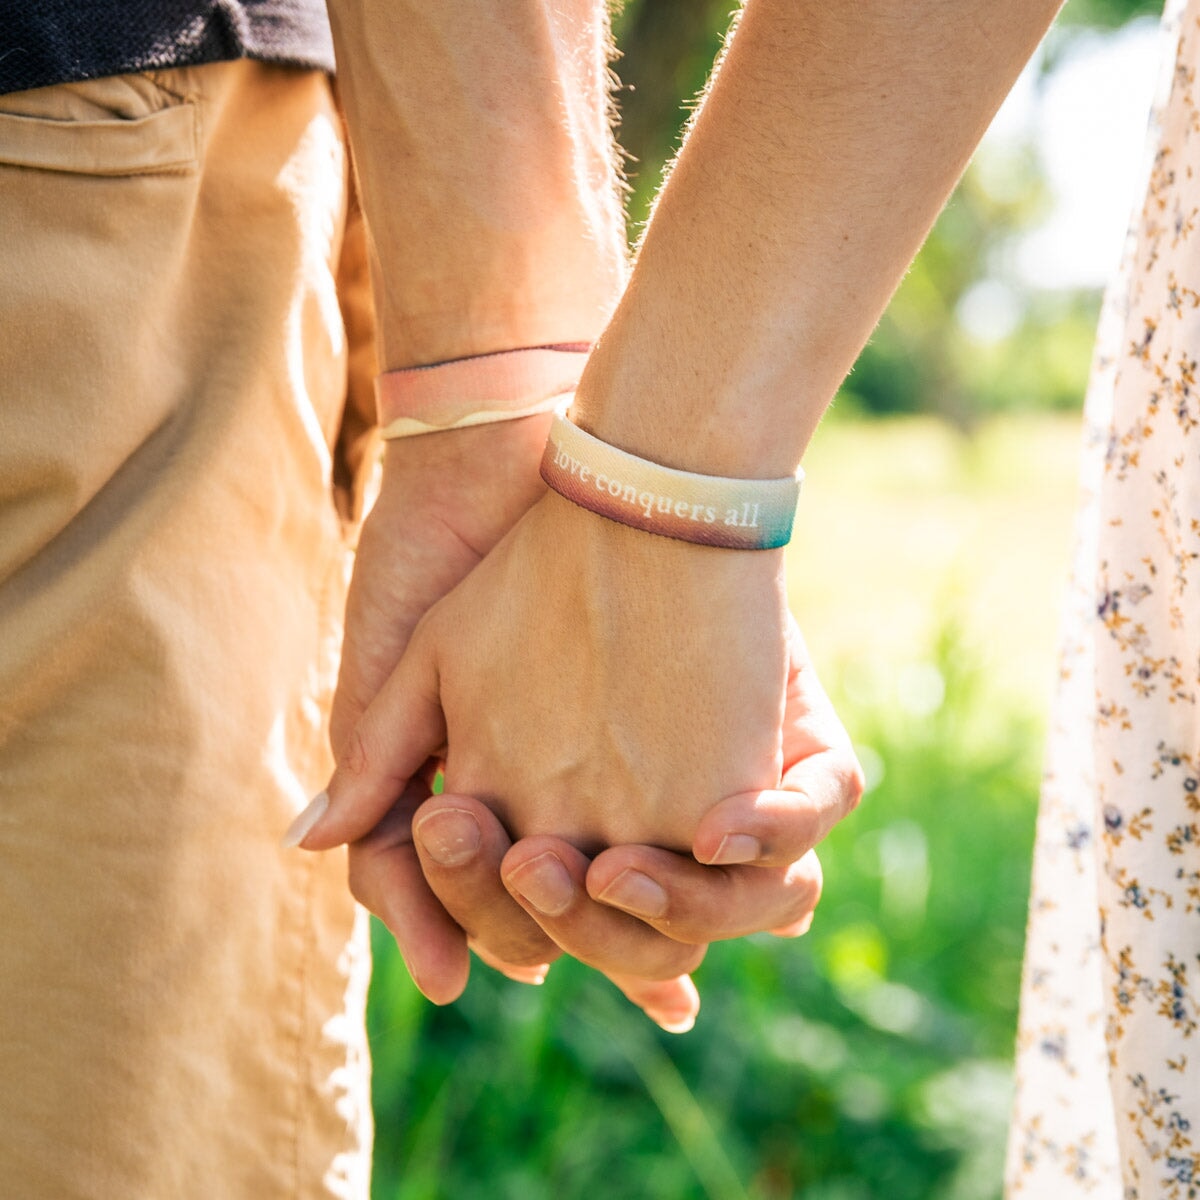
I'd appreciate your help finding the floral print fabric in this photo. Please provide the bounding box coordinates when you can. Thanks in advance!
[1005,2,1200,1194]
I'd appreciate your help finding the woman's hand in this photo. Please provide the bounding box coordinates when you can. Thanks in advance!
[324,490,792,850]
[305,490,862,1024]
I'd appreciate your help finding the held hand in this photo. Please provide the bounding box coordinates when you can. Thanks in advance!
[306,491,862,1024]
[324,413,567,1002]
[317,491,794,850]
[393,608,858,1023]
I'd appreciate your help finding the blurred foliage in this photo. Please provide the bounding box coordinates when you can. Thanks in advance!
[370,626,1041,1199]
[611,0,1162,426]
[1056,0,1160,26]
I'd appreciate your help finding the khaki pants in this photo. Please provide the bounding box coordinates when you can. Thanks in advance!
[0,61,377,1198]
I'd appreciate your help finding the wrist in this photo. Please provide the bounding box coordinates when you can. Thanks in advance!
[573,359,809,483]
[374,415,551,542]
[568,243,826,479]
[376,345,588,439]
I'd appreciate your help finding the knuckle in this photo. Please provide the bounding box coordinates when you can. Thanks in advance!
[651,908,722,947]
[340,723,370,779]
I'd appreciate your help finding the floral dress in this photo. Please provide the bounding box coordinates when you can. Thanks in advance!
[1005,2,1200,1194]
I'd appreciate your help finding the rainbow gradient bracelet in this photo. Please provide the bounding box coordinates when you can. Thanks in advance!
[376,344,589,438]
[540,414,803,550]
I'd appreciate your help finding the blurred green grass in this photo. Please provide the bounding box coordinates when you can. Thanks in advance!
[367,414,1082,1200]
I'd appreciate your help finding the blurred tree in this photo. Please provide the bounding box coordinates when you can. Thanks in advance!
[611,0,735,229]
[613,0,1160,204]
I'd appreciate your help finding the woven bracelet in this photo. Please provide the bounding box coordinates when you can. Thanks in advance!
[376,344,589,438]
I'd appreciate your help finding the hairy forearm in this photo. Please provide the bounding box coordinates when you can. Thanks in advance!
[325,0,628,370]
[575,0,1062,476]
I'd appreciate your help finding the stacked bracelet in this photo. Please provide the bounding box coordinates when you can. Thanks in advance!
[540,414,803,550]
[376,344,589,438]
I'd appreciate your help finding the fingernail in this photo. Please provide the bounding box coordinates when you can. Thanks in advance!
[597,869,668,919]
[280,791,329,849]
[707,833,762,865]
[503,965,550,986]
[653,1011,697,1035]
[414,808,481,866]
[507,852,575,916]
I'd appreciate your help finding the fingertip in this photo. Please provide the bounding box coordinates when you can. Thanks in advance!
[693,788,827,869]
[404,947,471,1006]
[613,974,701,1034]
[645,985,701,1034]
[502,833,586,873]
[293,768,384,853]
[653,1011,697,1035]
[412,805,482,867]
[700,833,762,866]
[280,790,330,850]
[593,868,668,920]
[691,790,766,865]
[427,790,487,811]
[584,843,667,898]
[504,850,578,917]
[373,882,473,1006]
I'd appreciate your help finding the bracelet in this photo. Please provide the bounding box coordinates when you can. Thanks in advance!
[540,414,803,550]
[376,344,590,438]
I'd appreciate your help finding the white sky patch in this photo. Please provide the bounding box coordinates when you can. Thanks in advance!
[956,277,1025,343]
[980,18,1164,291]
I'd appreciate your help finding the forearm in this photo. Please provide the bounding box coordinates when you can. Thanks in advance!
[325,0,628,370]
[575,0,1062,476]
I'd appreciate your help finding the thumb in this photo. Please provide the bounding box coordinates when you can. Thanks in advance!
[285,619,447,851]
[691,745,864,869]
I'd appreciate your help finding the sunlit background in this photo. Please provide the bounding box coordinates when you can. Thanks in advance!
[368,2,1163,1197]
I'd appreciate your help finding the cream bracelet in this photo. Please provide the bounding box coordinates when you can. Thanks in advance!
[376,344,589,438]
[540,414,803,550]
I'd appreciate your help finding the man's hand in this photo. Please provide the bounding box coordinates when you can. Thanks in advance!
[330,413,553,756]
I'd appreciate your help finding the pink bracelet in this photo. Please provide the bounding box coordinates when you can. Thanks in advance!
[375,344,590,438]
[540,414,803,550]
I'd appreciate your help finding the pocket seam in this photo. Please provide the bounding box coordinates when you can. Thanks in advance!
[0,101,198,177]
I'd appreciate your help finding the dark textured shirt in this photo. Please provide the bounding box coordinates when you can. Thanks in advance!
[0,1,334,96]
